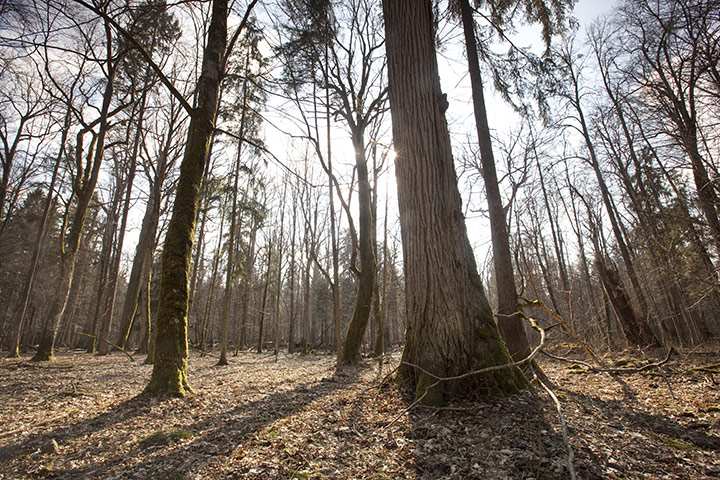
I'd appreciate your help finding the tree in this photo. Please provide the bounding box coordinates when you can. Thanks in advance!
[32,1,128,361]
[278,0,388,364]
[145,0,259,395]
[382,0,527,404]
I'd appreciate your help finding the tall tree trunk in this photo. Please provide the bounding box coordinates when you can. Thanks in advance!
[374,178,389,357]
[145,0,258,395]
[458,0,530,361]
[273,187,287,357]
[287,200,297,354]
[200,201,226,352]
[256,243,272,354]
[342,129,376,363]
[564,61,658,347]
[237,218,258,351]
[383,0,527,404]
[97,133,139,355]
[116,112,173,349]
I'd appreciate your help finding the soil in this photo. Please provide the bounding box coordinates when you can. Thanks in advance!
[0,345,718,479]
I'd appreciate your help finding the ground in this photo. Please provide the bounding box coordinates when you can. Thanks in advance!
[0,346,718,479]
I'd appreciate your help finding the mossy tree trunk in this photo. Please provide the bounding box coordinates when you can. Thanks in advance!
[382,0,527,405]
[144,0,230,396]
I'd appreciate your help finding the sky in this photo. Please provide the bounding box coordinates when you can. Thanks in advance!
[437,0,619,275]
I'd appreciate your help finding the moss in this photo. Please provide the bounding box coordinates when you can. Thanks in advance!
[138,430,170,448]
[288,470,311,479]
[415,373,443,406]
[567,363,587,373]
[138,429,192,448]
[650,432,695,451]
[169,429,193,441]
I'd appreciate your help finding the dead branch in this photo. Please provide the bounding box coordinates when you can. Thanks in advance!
[522,298,605,367]
[73,331,135,362]
[685,362,720,374]
[542,347,675,374]
[535,373,577,480]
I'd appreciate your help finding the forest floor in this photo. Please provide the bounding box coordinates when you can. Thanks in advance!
[0,345,719,479]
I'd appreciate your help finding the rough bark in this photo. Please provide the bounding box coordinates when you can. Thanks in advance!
[383,0,527,405]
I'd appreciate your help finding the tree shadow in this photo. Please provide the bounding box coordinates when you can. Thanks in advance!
[0,394,153,464]
[402,387,607,480]
[29,370,355,478]
[555,387,720,452]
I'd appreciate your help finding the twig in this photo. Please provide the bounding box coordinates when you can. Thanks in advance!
[72,331,135,362]
[383,381,440,431]
[535,373,577,480]
[401,316,545,383]
[541,348,675,374]
[658,365,677,401]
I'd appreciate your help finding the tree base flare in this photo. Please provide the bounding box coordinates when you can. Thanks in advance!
[144,365,192,397]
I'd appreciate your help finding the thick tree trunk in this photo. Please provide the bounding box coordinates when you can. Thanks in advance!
[458,0,531,362]
[383,0,527,404]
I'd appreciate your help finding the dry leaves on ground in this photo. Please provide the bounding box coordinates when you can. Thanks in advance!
[0,346,718,479]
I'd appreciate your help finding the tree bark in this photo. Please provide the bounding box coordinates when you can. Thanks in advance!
[144,0,257,395]
[341,129,376,363]
[383,0,527,405]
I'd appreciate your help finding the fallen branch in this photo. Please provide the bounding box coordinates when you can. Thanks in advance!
[685,362,720,374]
[522,298,604,368]
[72,331,135,362]
[541,348,675,374]
[535,373,577,480]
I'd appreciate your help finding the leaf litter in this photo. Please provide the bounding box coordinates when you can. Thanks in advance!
[0,345,718,479]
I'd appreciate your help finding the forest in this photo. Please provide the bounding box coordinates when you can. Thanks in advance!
[0,0,719,478]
